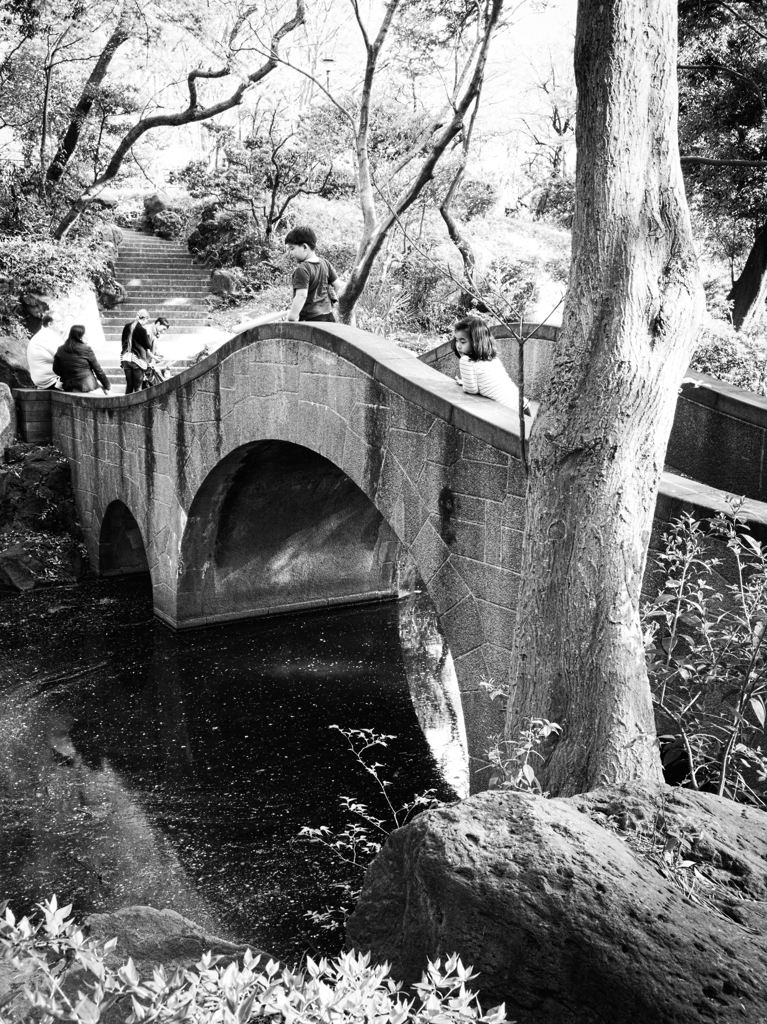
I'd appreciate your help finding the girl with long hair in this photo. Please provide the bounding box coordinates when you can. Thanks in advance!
[53,325,111,395]
[451,316,529,413]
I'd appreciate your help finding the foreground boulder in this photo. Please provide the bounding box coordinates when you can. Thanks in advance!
[346,783,767,1024]
[0,443,86,588]
[0,320,33,388]
[85,906,258,974]
[0,383,15,452]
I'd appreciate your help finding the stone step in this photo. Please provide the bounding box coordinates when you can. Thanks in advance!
[116,266,207,271]
[119,296,209,303]
[102,322,212,332]
[115,262,207,268]
[101,321,210,329]
[116,240,190,250]
[117,252,198,259]
[108,305,210,313]
[102,321,211,330]
[113,279,209,284]
[110,315,209,323]
[102,310,210,320]
[116,252,196,260]
[103,300,210,308]
[113,292,210,299]
[117,262,200,269]
[116,252,195,260]
[117,277,208,284]
[116,274,210,281]
[101,361,194,371]
[116,248,197,254]
[102,303,210,312]
[118,274,205,281]
[102,230,222,347]
[102,326,211,335]
[116,283,210,291]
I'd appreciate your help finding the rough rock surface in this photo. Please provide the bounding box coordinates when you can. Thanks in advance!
[0,906,268,1022]
[0,443,85,589]
[99,278,126,308]
[85,906,262,974]
[0,383,15,453]
[143,192,171,216]
[210,267,243,295]
[346,783,767,1024]
[0,320,33,388]
[20,291,49,320]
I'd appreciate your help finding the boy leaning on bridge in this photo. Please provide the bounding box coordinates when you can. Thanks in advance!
[284,226,340,323]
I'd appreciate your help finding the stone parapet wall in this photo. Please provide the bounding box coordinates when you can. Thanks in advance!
[667,371,767,503]
[423,326,767,505]
[13,388,52,445]
[419,321,558,402]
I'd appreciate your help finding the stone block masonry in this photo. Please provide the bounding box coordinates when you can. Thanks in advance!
[50,323,529,782]
[42,319,767,790]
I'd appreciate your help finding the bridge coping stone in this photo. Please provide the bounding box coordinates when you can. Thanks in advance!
[48,322,526,461]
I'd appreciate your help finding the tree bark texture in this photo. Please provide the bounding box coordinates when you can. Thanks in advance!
[440,95,482,305]
[45,2,135,185]
[506,0,704,796]
[728,220,767,330]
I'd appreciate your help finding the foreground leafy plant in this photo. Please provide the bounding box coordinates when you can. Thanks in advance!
[643,505,767,805]
[299,727,441,935]
[478,716,562,795]
[1,898,508,1024]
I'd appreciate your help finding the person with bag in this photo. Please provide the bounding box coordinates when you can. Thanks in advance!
[53,325,111,396]
[142,317,171,388]
[284,226,340,323]
[120,308,152,394]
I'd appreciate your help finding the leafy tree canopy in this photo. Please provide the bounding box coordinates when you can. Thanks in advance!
[678,0,767,266]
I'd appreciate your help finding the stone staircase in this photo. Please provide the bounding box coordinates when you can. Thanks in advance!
[97,227,227,393]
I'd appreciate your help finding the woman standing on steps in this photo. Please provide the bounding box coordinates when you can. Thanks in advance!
[120,308,152,394]
[53,325,111,396]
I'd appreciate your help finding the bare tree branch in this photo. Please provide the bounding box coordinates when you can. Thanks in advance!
[681,154,767,167]
[46,0,138,184]
[338,0,505,321]
[678,61,766,118]
[715,0,767,44]
[52,0,306,238]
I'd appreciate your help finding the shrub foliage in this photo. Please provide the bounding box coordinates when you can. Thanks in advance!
[0,897,507,1024]
[643,506,767,806]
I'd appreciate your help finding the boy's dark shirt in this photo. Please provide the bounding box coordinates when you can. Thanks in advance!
[292,257,338,319]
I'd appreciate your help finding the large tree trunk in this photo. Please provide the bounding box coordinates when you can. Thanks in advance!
[728,221,767,330]
[45,2,135,185]
[505,0,704,796]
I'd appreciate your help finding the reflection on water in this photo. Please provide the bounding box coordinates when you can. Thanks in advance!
[0,577,461,961]
[398,594,469,799]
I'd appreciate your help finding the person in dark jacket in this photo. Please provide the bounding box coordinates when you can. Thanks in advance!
[53,324,111,395]
[121,308,152,394]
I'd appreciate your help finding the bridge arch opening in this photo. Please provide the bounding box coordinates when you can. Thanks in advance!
[178,439,469,795]
[99,500,150,577]
[178,440,406,625]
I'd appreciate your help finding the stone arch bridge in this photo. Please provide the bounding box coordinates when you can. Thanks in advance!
[50,323,529,776]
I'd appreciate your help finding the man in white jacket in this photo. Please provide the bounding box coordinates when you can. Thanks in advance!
[27,313,63,390]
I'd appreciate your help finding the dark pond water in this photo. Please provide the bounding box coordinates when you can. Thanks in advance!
[0,577,464,962]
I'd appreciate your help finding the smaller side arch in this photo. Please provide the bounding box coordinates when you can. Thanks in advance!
[99,500,149,577]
